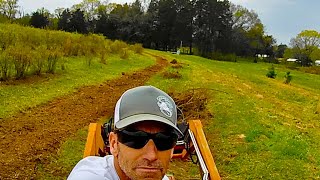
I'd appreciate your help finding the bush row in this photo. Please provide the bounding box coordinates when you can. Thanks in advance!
[0,23,144,80]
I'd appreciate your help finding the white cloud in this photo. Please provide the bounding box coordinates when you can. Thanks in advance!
[18,0,134,14]
[230,0,253,5]
[229,0,320,44]
[19,0,82,13]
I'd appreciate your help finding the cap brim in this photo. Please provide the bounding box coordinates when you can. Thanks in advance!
[115,114,183,137]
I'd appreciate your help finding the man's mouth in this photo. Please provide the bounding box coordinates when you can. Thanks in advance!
[136,167,162,173]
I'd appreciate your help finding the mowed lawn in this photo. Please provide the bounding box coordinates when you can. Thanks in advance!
[147,50,320,179]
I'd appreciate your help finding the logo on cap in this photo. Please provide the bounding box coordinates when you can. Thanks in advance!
[157,96,173,117]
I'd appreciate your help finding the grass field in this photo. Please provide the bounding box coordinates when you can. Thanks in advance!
[146,50,320,179]
[0,53,154,119]
[2,49,320,179]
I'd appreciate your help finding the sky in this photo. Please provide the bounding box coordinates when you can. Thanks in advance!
[18,0,320,45]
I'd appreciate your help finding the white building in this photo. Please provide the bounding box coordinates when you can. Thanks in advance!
[287,58,299,62]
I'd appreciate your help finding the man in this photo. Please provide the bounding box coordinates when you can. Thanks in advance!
[68,85,183,180]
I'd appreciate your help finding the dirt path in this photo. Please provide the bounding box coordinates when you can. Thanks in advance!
[0,56,168,179]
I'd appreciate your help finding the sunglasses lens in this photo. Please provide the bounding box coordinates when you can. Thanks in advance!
[117,130,178,151]
[117,130,149,149]
[154,132,178,151]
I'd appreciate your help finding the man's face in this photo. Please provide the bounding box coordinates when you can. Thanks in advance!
[110,121,175,180]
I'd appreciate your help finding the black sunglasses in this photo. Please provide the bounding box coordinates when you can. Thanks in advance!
[115,129,178,151]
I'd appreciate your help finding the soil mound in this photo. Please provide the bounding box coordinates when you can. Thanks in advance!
[169,88,213,123]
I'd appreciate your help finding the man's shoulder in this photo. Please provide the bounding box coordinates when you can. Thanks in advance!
[67,155,119,180]
[78,156,111,166]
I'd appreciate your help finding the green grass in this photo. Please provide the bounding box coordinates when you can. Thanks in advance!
[36,128,88,180]
[0,53,155,119]
[3,49,320,179]
[146,50,320,179]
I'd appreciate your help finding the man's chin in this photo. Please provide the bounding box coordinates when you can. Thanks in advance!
[135,176,163,180]
[134,169,163,180]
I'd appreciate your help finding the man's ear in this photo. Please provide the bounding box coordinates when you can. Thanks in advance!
[109,132,119,156]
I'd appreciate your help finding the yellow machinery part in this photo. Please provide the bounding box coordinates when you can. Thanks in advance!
[83,123,104,157]
[189,120,221,180]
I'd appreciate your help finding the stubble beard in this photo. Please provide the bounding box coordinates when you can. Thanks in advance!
[117,146,166,180]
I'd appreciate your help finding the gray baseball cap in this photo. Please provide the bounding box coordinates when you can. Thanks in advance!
[114,86,183,136]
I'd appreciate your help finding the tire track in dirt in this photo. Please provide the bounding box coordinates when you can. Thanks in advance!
[0,55,168,179]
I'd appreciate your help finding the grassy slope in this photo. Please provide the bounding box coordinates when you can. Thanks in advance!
[146,50,320,179]
[3,48,320,179]
[0,54,155,119]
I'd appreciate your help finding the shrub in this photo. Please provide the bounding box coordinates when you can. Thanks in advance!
[0,28,16,50]
[0,23,134,80]
[46,47,63,74]
[69,36,83,56]
[98,40,111,64]
[162,69,182,79]
[179,46,191,54]
[120,48,130,59]
[100,52,107,64]
[211,52,237,62]
[32,46,47,75]
[300,66,320,75]
[7,45,32,79]
[130,44,144,54]
[0,51,12,81]
[63,37,73,56]
[284,71,292,84]
[266,65,277,79]
[110,40,128,54]
[85,34,105,57]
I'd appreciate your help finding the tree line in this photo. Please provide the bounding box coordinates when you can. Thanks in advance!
[2,0,320,65]
[1,0,279,58]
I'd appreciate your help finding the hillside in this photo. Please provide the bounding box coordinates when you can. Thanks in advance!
[1,47,319,179]
[147,50,320,179]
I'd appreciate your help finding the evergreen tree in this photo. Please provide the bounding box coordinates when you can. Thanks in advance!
[153,0,176,50]
[173,0,194,53]
[30,11,49,28]
[193,0,221,56]
[58,9,72,31]
[69,9,88,34]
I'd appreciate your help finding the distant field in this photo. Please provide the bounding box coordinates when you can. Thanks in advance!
[147,50,320,179]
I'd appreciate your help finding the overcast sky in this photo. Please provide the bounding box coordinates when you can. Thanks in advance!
[18,0,320,45]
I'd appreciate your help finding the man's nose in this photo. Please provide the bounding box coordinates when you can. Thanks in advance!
[142,139,158,161]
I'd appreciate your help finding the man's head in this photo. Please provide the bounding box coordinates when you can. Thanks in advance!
[109,86,182,180]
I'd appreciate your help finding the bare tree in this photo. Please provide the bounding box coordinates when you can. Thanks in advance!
[54,7,65,19]
[0,0,19,19]
[71,0,109,21]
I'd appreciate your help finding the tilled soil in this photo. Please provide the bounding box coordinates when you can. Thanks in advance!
[0,56,168,179]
